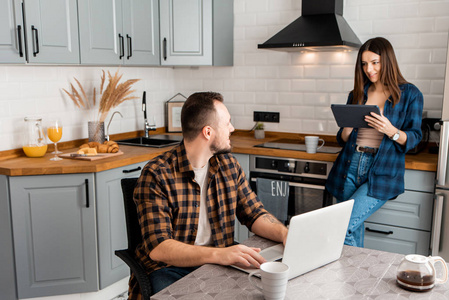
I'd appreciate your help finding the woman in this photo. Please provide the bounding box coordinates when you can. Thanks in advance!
[325,37,423,247]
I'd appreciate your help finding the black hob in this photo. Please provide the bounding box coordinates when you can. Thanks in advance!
[254,138,341,154]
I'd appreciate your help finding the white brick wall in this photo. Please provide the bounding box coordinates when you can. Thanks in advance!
[1,0,448,152]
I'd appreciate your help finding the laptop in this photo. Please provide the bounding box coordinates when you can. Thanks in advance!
[231,199,354,280]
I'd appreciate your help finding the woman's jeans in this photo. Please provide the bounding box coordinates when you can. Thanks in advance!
[339,150,387,247]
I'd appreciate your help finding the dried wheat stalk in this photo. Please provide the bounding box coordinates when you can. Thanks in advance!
[63,69,140,124]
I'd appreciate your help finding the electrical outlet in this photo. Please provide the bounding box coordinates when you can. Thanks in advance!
[253,111,280,123]
[422,118,441,131]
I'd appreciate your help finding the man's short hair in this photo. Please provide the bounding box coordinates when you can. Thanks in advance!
[181,92,224,141]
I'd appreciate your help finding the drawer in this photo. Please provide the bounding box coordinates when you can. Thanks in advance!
[117,161,147,175]
[364,222,430,255]
[366,190,433,231]
[404,169,435,193]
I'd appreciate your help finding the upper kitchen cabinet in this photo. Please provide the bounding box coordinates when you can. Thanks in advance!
[78,0,160,66]
[0,0,80,64]
[160,0,233,66]
[0,0,24,63]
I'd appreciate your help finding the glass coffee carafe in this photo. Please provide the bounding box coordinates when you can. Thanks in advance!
[397,254,448,292]
[22,117,48,158]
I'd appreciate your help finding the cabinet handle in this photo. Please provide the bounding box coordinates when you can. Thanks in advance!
[163,37,167,61]
[119,34,124,59]
[123,166,142,174]
[17,25,23,57]
[431,193,444,256]
[126,34,132,59]
[365,227,393,235]
[85,179,90,208]
[31,25,39,57]
[17,25,24,57]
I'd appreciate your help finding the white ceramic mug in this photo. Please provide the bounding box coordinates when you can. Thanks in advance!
[305,136,325,154]
[248,261,289,300]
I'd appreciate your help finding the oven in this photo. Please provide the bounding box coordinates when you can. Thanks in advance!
[249,155,334,225]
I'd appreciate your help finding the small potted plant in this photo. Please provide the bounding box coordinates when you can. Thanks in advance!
[254,122,265,139]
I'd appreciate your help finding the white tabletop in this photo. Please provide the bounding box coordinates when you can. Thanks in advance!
[152,235,449,299]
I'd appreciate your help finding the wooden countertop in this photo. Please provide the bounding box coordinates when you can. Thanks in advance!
[0,131,438,176]
[230,131,438,172]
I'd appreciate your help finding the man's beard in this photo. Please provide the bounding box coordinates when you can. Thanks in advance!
[210,139,232,155]
[213,147,232,155]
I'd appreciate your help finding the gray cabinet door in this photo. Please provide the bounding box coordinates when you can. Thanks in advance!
[0,176,17,300]
[24,0,80,64]
[96,162,146,289]
[122,0,160,65]
[0,0,25,63]
[231,153,250,242]
[365,190,434,231]
[160,0,212,66]
[78,0,123,65]
[363,170,435,255]
[9,174,98,298]
[364,222,431,255]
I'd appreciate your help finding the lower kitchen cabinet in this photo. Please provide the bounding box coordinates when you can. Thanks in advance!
[364,222,431,255]
[95,162,146,289]
[232,153,251,243]
[364,169,435,255]
[5,161,146,299]
[9,173,98,299]
[0,175,17,300]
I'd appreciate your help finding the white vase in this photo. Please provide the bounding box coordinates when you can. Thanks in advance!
[254,129,265,139]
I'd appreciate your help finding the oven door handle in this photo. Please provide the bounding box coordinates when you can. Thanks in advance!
[251,178,325,190]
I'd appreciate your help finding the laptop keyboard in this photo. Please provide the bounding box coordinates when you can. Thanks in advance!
[260,244,284,261]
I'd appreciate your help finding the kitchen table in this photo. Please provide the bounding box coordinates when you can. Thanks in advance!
[152,235,449,299]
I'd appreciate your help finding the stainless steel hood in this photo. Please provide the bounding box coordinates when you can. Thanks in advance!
[258,0,361,52]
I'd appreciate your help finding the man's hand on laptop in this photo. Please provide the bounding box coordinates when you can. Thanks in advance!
[214,244,266,269]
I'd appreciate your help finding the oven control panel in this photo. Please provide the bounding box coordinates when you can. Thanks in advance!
[253,156,328,176]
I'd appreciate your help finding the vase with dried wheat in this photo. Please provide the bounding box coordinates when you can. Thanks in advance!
[63,70,140,143]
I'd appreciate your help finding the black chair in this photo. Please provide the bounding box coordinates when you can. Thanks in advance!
[115,178,152,299]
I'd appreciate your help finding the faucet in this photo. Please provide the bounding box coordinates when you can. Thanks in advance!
[106,111,123,141]
[142,91,156,138]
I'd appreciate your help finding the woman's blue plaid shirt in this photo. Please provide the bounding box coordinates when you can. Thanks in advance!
[326,83,423,201]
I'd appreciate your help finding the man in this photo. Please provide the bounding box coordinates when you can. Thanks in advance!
[129,92,288,298]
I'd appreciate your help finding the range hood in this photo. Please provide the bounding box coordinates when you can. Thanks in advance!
[258,0,361,52]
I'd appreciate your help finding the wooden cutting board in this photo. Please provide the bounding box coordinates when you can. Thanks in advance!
[59,151,124,161]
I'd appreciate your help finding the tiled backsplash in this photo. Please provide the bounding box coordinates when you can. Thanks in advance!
[1,0,448,152]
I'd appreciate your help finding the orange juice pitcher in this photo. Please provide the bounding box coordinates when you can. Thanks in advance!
[23,117,48,158]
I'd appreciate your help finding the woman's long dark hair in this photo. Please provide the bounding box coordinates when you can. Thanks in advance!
[352,37,408,107]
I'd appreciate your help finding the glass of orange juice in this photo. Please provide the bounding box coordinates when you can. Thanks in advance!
[47,120,63,161]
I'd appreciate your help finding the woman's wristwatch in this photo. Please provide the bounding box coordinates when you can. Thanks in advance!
[389,129,400,141]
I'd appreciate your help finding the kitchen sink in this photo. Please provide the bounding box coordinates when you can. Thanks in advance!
[116,135,182,148]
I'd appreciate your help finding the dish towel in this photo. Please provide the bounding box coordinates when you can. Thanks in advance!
[256,178,289,224]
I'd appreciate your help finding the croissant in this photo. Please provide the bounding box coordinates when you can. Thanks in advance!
[108,144,119,153]
[78,140,119,154]
[87,141,100,149]
[104,140,118,147]
[97,144,109,153]
[102,140,119,153]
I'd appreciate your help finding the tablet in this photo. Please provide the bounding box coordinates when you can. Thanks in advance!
[331,104,381,128]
